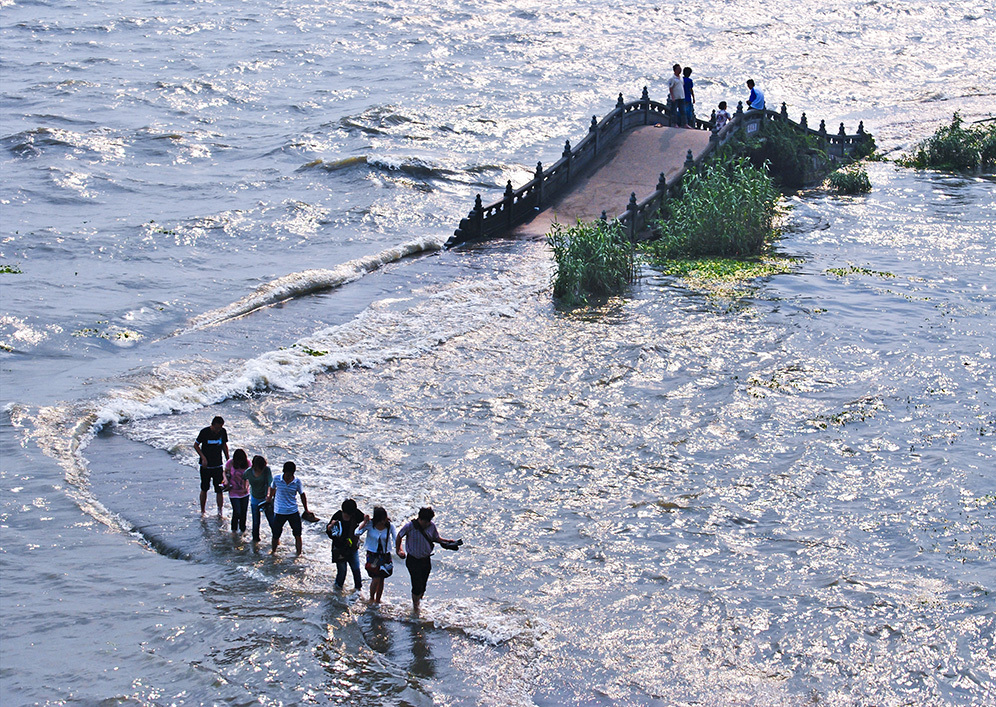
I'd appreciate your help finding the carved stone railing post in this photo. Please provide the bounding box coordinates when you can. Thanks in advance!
[736,100,744,117]
[838,122,847,137]
[617,92,625,134]
[656,172,667,193]
[641,86,650,125]
[800,113,808,130]
[503,181,514,228]
[780,103,788,121]
[627,192,638,241]
[563,140,572,182]
[590,115,599,157]
[534,161,544,209]
[472,194,484,237]
[600,210,607,222]
[684,149,695,172]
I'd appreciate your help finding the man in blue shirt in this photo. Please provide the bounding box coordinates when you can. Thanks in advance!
[746,79,766,111]
[267,461,311,556]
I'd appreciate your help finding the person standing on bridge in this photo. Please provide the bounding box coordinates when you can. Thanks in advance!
[667,64,686,127]
[682,67,696,127]
[746,79,765,111]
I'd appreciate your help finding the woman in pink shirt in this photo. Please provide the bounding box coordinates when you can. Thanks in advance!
[223,448,252,534]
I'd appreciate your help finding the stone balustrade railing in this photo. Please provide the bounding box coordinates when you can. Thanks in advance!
[446,89,871,248]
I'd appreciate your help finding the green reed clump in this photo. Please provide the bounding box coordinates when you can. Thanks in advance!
[643,158,780,261]
[547,219,635,307]
[827,165,872,194]
[899,113,996,173]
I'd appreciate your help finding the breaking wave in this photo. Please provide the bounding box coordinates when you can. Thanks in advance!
[300,153,461,180]
[97,260,547,429]
[181,234,445,332]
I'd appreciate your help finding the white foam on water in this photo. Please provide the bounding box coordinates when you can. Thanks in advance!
[18,403,134,539]
[96,264,547,429]
[0,315,56,350]
[20,252,549,543]
[421,596,551,647]
[180,235,445,333]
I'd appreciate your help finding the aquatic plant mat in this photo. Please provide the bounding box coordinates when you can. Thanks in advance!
[652,256,797,298]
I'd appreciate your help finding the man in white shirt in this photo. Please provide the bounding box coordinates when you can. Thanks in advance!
[667,64,686,127]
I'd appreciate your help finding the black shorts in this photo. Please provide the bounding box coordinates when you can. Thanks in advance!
[200,465,224,493]
[272,512,302,540]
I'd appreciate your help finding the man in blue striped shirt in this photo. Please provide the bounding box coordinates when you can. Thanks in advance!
[267,461,311,556]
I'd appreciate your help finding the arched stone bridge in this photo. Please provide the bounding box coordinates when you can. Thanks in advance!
[447,89,871,248]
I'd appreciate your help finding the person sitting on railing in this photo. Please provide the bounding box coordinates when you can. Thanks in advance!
[746,79,765,111]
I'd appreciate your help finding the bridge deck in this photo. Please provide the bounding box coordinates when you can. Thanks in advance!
[511,125,711,238]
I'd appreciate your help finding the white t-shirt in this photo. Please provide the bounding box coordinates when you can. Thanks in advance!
[668,74,685,101]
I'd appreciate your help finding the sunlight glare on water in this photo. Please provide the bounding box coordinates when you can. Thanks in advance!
[2,0,995,704]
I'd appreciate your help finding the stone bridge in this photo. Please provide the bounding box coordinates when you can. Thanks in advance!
[447,89,871,248]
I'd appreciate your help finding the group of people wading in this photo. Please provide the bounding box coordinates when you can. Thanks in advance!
[664,62,765,129]
[194,415,461,613]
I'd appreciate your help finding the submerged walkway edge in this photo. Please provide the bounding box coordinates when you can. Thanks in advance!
[446,88,872,248]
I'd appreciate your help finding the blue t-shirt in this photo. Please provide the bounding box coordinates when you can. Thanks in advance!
[748,87,765,110]
[270,475,303,515]
[683,77,693,101]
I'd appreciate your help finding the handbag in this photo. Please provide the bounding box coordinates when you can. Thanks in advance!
[364,526,394,578]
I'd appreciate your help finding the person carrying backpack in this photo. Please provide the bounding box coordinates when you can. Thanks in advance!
[326,498,367,592]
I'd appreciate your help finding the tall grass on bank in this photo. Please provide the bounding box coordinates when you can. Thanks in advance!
[899,112,996,173]
[643,158,780,261]
[547,219,635,307]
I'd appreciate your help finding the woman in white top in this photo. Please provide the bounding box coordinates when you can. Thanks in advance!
[356,506,396,604]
